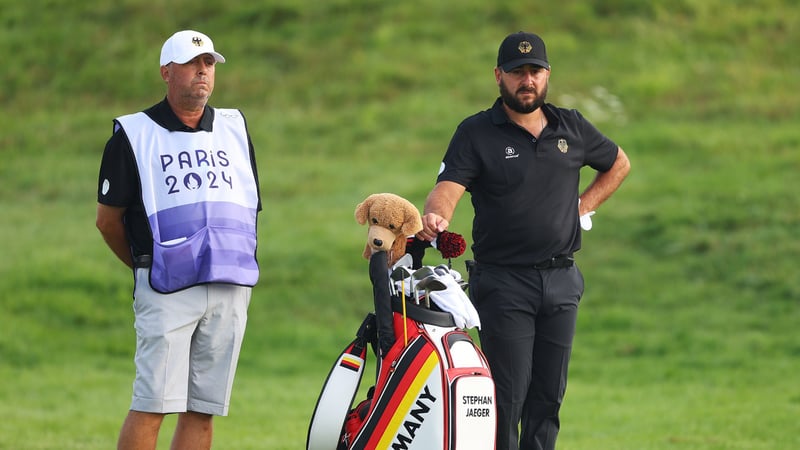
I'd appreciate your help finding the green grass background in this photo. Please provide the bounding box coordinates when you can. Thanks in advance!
[1,0,799,448]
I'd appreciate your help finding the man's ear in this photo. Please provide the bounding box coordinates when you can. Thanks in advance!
[160,65,170,83]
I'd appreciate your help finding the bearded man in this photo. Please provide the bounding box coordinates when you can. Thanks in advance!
[416,32,631,450]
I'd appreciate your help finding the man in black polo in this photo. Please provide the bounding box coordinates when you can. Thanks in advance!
[417,31,630,450]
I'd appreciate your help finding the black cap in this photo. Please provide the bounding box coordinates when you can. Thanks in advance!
[497,32,549,72]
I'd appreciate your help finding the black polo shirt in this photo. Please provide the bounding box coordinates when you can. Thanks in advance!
[97,98,261,258]
[437,98,618,266]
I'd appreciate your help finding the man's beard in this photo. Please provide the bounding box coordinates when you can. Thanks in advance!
[499,79,548,114]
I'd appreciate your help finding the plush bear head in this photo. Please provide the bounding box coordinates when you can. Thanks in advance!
[354,193,423,266]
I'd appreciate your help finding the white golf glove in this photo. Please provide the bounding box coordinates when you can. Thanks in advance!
[578,199,596,231]
[580,211,595,231]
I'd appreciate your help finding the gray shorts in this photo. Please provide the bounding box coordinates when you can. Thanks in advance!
[130,268,251,416]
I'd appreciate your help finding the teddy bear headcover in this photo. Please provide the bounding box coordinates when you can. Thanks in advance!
[355,193,423,266]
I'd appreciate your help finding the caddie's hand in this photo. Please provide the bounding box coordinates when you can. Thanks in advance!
[418,213,449,241]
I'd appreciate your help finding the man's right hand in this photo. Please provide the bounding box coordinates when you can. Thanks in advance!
[418,213,449,242]
[418,180,465,241]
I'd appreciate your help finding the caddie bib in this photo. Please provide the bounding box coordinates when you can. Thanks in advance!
[117,109,259,293]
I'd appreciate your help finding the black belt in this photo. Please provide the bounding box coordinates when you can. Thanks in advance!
[473,255,575,271]
[531,255,574,270]
[133,255,152,268]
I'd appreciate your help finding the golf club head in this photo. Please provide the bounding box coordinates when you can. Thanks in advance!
[433,264,450,276]
[390,253,413,271]
[391,266,414,281]
[415,275,448,292]
[412,266,434,281]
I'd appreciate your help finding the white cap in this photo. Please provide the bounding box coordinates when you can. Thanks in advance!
[159,30,226,66]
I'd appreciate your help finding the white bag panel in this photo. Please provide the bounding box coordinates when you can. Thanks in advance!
[448,340,485,368]
[451,376,496,450]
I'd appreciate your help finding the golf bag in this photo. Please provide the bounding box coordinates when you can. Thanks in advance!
[307,251,496,450]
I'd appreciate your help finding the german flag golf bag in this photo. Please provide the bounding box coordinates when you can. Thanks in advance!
[307,250,496,450]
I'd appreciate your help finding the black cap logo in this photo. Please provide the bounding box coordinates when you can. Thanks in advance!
[191,37,203,47]
[518,41,532,54]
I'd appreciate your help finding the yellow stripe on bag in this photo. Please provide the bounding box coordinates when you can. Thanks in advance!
[375,352,439,449]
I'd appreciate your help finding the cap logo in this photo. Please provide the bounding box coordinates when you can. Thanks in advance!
[191,36,204,47]
[518,41,532,54]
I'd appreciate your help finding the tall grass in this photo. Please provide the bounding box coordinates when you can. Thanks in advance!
[1,0,798,448]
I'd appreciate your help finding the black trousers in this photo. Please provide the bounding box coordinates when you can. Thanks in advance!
[470,263,584,450]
